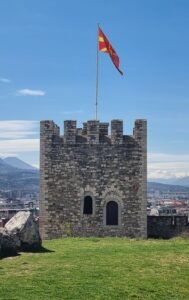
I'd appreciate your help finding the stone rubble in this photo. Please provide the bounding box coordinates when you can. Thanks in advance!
[0,211,41,258]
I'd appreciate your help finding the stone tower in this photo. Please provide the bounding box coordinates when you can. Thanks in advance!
[40,119,147,239]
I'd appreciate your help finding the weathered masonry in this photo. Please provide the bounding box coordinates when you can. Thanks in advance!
[40,119,147,239]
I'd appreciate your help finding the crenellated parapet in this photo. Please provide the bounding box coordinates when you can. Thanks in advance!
[64,120,76,144]
[40,119,147,146]
[87,120,100,144]
[133,119,147,150]
[40,120,60,157]
[40,120,60,138]
[111,119,123,144]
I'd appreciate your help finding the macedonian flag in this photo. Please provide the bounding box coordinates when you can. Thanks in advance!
[98,26,123,75]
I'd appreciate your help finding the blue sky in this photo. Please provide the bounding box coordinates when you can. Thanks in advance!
[0,0,189,179]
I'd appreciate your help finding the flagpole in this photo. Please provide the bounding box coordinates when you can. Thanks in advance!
[95,24,99,121]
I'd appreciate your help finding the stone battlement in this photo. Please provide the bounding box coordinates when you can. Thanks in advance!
[40,119,147,145]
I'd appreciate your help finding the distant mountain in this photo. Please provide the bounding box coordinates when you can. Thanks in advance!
[0,159,38,191]
[171,176,189,187]
[0,158,19,174]
[0,170,39,190]
[4,157,37,171]
[149,176,189,187]
[0,157,39,190]
[148,181,189,192]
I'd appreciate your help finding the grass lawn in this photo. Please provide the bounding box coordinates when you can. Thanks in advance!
[0,238,189,300]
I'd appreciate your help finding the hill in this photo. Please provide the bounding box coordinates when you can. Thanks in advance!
[149,176,189,187]
[171,176,189,187]
[0,158,19,174]
[0,170,39,190]
[4,157,37,170]
[1,238,189,299]
[0,158,39,190]
[148,181,189,192]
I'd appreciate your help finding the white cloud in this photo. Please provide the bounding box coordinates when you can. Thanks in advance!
[0,121,39,166]
[0,78,11,83]
[17,89,46,96]
[0,131,38,139]
[148,152,189,162]
[0,120,38,130]
[0,139,39,153]
[148,152,189,179]
[0,153,18,158]
[0,120,39,139]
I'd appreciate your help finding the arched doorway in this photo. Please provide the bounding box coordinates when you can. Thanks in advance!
[106,201,118,225]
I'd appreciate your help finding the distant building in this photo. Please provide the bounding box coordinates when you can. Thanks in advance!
[158,206,177,216]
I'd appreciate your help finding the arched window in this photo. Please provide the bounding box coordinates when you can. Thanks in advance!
[83,196,93,214]
[106,201,118,225]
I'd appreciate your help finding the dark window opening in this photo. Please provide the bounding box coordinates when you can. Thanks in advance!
[83,196,93,214]
[106,201,118,225]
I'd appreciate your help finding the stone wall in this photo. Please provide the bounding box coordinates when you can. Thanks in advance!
[40,119,147,239]
[147,216,189,239]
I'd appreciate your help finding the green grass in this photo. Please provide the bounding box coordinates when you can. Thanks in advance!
[1,238,189,300]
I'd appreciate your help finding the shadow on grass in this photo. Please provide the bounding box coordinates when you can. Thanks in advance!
[23,246,55,253]
[0,251,21,260]
[0,246,54,260]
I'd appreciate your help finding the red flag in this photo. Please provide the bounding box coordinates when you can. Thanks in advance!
[98,27,123,75]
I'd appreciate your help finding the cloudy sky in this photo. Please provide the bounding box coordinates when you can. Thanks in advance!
[0,0,189,178]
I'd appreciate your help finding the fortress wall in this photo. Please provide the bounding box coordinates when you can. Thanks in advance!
[40,119,147,239]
